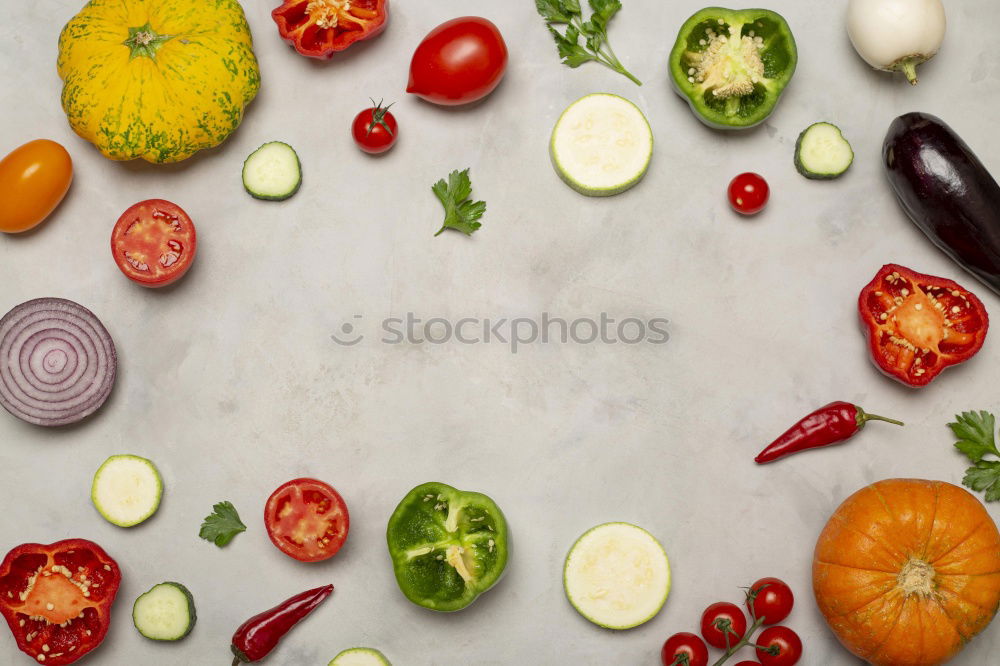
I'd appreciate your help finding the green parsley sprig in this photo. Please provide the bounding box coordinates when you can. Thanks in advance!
[199,501,247,547]
[949,411,1000,502]
[536,0,641,86]
[432,169,486,237]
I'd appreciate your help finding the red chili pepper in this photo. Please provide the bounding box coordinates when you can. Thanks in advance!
[231,584,333,665]
[0,539,121,665]
[755,401,903,464]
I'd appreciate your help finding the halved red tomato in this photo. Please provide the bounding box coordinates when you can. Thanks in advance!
[858,264,989,387]
[110,199,196,287]
[264,478,349,562]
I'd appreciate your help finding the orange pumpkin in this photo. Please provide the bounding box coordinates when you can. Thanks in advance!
[813,478,1000,665]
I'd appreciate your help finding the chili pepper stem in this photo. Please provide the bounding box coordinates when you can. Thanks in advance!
[856,407,904,428]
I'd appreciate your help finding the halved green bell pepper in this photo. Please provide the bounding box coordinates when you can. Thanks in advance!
[386,482,508,612]
[669,7,797,129]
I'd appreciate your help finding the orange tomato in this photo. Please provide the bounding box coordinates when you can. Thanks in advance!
[0,139,73,233]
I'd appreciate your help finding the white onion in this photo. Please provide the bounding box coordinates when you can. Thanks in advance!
[0,298,117,427]
[847,0,946,85]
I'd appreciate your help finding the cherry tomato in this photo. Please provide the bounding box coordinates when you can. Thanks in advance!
[0,139,72,233]
[407,16,508,106]
[111,199,197,287]
[701,601,748,649]
[756,626,802,666]
[352,99,398,154]
[264,478,349,562]
[728,172,769,215]
[747,577,794,624]
[661,632,709,666]
[734,662,761,665]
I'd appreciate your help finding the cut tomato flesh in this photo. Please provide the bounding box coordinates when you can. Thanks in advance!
[265,478,349,562]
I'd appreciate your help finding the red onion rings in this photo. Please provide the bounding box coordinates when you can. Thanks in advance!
[0,298,117,426]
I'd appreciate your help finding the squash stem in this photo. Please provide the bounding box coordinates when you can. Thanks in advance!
[123,23,174,61]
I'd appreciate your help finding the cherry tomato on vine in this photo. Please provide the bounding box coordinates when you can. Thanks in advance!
[661,632,709,666]
[747,577,794,624]
[352,99,398,154]
[407,17,508,105]
[728,172,769,215]
[264,478,349,562]
[756,626,802,666]
[701,602,748,649]
[734,662,761,666]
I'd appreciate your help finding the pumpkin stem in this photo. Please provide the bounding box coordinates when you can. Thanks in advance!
[898,557,936,597]
[123,23,174,61]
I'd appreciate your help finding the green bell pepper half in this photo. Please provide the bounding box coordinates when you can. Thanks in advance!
[669,7,797,129]
[386,482,509,612]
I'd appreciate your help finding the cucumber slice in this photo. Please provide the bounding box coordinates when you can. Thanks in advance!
[242,141,302,200]
[329,648,391,666]
[795,122,854,179]
[132,582,196,641]
[91,454,163,527]
[550,94,653,197]
[564,522,670,630]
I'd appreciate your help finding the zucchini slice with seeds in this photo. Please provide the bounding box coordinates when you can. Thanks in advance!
[91,454,162,527]
[564,522,671,629]
[795,122,854,179]
[329,647,391,665]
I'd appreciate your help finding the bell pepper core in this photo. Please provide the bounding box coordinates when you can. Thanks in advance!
[271,0,389,59]
[0,539,121,666]
[668,7,797,129]
[386,482,509,612]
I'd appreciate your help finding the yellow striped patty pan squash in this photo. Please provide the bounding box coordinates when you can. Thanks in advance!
[57,0,260,163]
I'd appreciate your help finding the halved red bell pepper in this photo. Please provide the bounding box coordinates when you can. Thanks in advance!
[0,539,121,665]
[271,0,389,59]
[858,264,989,387]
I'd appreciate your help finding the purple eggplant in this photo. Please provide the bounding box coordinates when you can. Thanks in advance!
[883,112,1000,296]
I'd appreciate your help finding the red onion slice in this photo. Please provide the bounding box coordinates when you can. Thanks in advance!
[0,298,117,427]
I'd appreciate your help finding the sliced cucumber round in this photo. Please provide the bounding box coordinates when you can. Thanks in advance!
[550,94,653,197]
[329,648,391,666]
[243,141,302,201]
[91,454,163,527]
[795,122,854,180]
[132,582,196,641]
[564,522,670,630]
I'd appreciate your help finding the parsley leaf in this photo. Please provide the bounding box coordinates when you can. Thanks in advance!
[199,501,247,547]
[535,0,574,22]
[964,462,1000,502]
[432,169,486,237]
[536,0,640,85]
[949,411,1000,502]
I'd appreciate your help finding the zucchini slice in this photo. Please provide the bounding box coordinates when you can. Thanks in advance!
[564,522,670,629]
[91,454,163,527]
[242,141,302,200]
[132,582,196,641]
[329,648,391,665]
[550,94,653,197]
[795,122,854,179]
